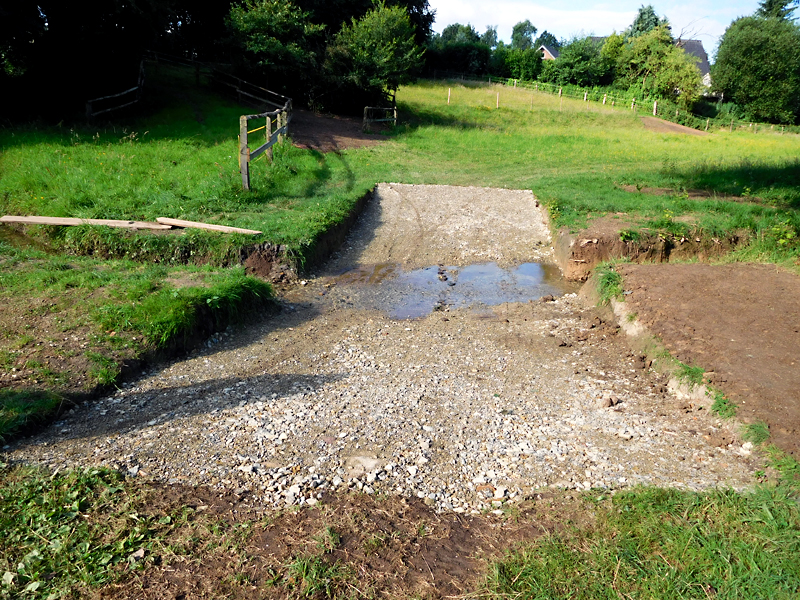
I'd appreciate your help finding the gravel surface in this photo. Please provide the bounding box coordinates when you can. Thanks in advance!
[8,184,758,513]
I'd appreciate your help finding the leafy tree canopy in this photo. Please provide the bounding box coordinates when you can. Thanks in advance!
[626,4,670,39]
[440,23,480,45]
[534,31,559,50]
[617,25,701,108]
[481,25,498,48]
[228,0,323,74]
[712,15,800,123]
[325,2,423,98]
[756,0,798,20]
[544,36,609,87]
[511,20,537,50]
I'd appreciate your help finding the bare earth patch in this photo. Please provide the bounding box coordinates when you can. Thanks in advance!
[619,263,800,457]
[640,116,708,136]
[92,485,584,600]
[290,110,387,152]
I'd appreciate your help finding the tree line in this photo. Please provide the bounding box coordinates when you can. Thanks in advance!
[1,0,799,124]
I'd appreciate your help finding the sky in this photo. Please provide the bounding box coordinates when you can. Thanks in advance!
[427,1,763,57]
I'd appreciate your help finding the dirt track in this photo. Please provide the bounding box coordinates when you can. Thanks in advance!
[10,184,757,513]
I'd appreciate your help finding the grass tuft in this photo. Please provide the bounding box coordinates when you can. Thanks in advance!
[742,421,771,445]
[595,264,624,306]
[710,391,738,419]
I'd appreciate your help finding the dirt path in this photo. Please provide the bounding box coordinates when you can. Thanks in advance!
[640,116,708,136]
[9,185,758,514]
[290,110,386,152]
[619,263,800,457]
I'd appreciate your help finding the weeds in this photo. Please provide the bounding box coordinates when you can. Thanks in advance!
[742,421,771,445]
[595,264,624,305]
[676,361,705,387]
[710,391,738,418]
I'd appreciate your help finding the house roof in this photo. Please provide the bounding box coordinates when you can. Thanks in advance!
[538,44,560,59]
[675,39,710,76]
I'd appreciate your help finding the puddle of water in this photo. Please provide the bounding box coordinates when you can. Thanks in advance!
[335,262,577,319]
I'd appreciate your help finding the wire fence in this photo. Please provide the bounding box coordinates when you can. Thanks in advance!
[430,71,799,135]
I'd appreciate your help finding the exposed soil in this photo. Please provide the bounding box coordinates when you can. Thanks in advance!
[640,116,708,136]
[618,263,800,457]
[554,217,745,280]
[90,484,585,600]
[290,110,388,153]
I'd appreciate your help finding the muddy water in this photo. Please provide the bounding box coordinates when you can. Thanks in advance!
[331,261,578,319]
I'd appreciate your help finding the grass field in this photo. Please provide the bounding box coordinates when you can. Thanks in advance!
[2,69,800,599]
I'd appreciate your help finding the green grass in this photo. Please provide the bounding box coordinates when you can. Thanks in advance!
[711,391,738,419]
[743,421,772,445]
[595,264,624,306]
[0,390,64,442]
[482,486,800,600]
[0,465,152,599]
[676,361,706,387]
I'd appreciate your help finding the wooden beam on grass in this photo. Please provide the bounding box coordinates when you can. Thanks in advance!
[156,217,262,235]
[0,215,172,230]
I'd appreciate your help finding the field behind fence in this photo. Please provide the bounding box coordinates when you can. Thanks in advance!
[431,71,798,136]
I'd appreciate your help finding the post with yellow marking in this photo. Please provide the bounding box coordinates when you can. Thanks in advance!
[239,115,250,191]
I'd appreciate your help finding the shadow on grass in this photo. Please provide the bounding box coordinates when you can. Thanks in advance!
[675,159,800,210]
[0,389,68,443]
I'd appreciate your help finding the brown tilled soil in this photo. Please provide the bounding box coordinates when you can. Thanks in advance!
[618,263,800,457]
[90,485,584,600]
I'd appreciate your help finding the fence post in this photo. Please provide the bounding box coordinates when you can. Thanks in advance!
[583,91,587,102]
[631,98,636,110]
[676,109,679,119]
[496,92,499,109]
[266,115,273,162]
[393,105,397,127]
[86,101,93,121]
[448,88,451,105]
[603,94,607,105]
[653,101,657,116]
[706,118,709,131]
[239,115,250,191]
[363,107,369,132]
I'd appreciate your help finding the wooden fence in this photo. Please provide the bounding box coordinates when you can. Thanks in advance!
[85,60,146,119]
[363,106,397,132]
[238,100,292,191]
[142,51,294,191]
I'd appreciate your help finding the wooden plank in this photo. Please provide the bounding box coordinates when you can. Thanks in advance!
[0,216,171,230]
[156,218,261,235]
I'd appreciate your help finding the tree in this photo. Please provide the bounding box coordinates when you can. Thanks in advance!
[712,16,800,123]
[626,5,670,38]
[534,30,559,50]
[756,0,798,20]
[325,2,423,100]
[228,0,323,83]
[441,23,480,44]
[505,47,542,80]
[546,36,609,87]
[481,25,498,48]
[617,25,702,108]
[511,20,537,50]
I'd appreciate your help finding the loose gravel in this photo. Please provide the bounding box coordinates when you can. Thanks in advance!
[7,184,759,513]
